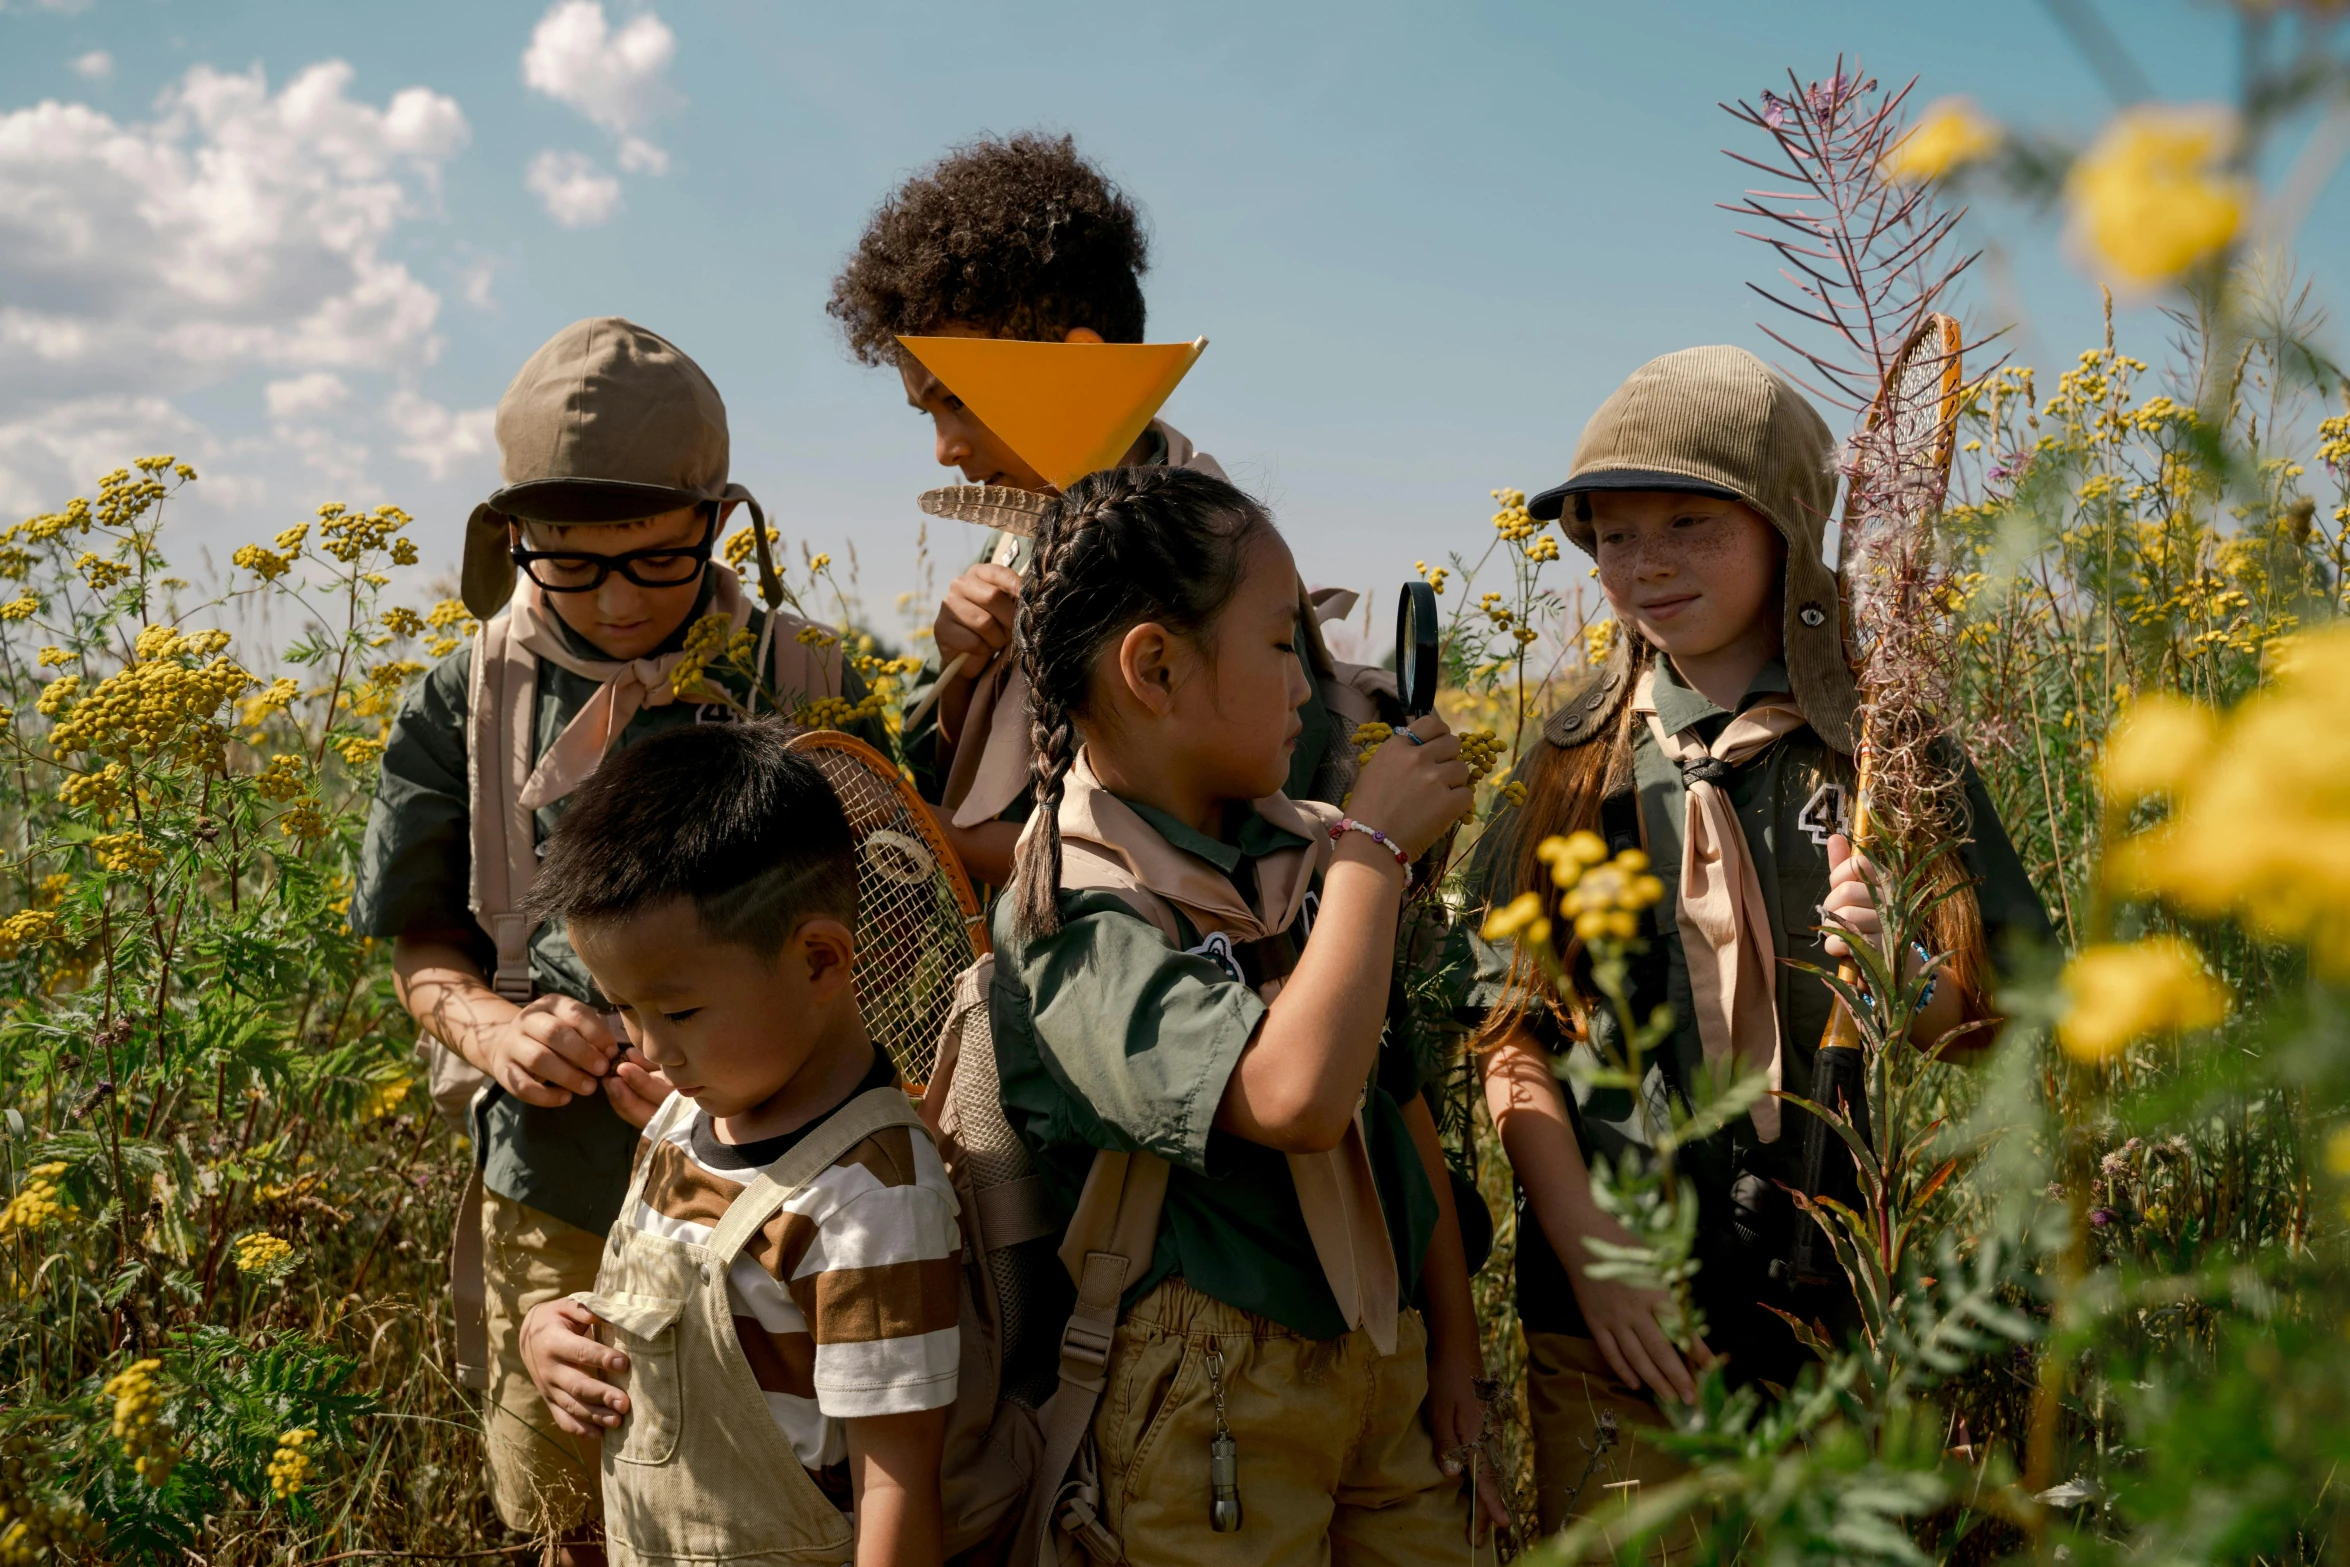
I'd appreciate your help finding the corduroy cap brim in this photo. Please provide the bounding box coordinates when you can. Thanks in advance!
[1528,468,1744,522]
[487,476,712,525]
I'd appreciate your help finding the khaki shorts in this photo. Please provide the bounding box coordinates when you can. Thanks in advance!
[482,1190,607,1535]
[1095,1277,1472,1567]
[1524,1332,1696,1562]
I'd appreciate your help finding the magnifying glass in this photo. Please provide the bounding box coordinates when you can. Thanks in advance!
[1395,579,1441,720]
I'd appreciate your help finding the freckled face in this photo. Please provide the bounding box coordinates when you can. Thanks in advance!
[1590,491,1786,663]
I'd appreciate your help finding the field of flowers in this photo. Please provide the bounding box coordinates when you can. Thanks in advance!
[4,13,2350,1566]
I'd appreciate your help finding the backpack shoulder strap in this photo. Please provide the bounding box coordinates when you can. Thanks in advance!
[466,613,540,1003]
[706,1086,929,1264]
[1022,1147,1168,1567]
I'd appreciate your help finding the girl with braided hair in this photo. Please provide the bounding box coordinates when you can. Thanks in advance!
[989,465,1506,1563]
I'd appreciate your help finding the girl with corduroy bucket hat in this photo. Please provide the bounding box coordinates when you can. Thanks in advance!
[351,317,874,1560]
[1465,346,2050,1553]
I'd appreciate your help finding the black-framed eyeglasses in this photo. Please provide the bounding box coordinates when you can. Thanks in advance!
[510,509,717,593]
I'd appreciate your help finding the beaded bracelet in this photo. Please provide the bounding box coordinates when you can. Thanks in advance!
[1330,817,1412,885]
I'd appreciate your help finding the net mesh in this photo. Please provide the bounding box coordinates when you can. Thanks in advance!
[786,734,982,1092]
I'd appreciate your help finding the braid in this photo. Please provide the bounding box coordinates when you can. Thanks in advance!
[1002,465,1275,944]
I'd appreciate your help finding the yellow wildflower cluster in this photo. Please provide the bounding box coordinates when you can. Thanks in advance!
[796,623,840,649]
[255,753,307,802]
[1490,488,1539,543]
[315,502,418,566]
[360,1075,414,1123]
[796,693,887,732]
[1351,721,1394,758]
[1525,534,1561,563]
[0,1163,75,1236]
[425,598,480,659]
[33,647,71,670]
[0,910,59,961]
[1483,832,1666,950]
[1546,833,1665,942]
[333,734,385,768]
[267,1428,320,1500]
[347,659,425,721]
[47,628,251,760]
[78,551,130,591]
[103,1359,179,1486]
[1457,728,1504,781]
[58,761,126,814]
[10,496,93,546]
[2066,104,2249,285]
[1414,560,1449,596]
[34,677,78,719]
[1880,96,2002,183]
[2057,936,2229,1064]
[2104,623,2350,972]
[0,1432,102,1563]
[380,605,424,638]
[241,677,301,731]
[670,613,756,700]
[233,543,291,581]
[0,594,35,623]
[233,1230,297,1278]
[91,832,162,877]
[723,524,783,573]
[277,800,327,844]
[1584,618,1618,667]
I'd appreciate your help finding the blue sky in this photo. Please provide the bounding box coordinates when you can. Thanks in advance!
[0,0,2340,649]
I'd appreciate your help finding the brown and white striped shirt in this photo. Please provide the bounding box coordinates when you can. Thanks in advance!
[623,1067,962,1495]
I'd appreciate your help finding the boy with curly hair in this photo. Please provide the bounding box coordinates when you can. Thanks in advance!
[831,134,1382,883]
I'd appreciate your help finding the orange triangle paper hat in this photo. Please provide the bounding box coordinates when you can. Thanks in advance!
[894,335,1208,492]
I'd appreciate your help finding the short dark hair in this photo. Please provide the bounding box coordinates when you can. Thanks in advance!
[528,720,858,953]
[828,132,1149,366]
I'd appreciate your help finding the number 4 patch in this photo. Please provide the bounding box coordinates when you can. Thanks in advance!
[1799,783,1850,846]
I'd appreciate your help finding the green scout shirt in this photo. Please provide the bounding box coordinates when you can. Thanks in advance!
[991,800,1438,1339]
[1469,658,2050,1368]
[351,584,876,1235]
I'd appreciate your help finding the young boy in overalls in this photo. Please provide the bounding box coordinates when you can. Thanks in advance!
[826,132,1390,889]
[353,317,864,1550]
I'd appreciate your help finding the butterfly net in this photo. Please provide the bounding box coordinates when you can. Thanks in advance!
[785,732,983,1093]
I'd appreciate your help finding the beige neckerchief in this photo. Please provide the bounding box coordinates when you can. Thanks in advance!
[1051,754,1400,1353]
[507,565,752,811]
[1632,664,1810,1143]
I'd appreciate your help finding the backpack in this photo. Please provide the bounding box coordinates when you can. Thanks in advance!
[920,953,1168,1567]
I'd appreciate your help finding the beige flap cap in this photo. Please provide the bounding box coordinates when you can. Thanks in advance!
[462,317,752,619]
[1537,345,1858,753]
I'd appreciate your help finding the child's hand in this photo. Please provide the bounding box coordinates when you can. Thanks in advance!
[603,1047,676,1129]
[481,995,618,1107]
[1425,1349,1512,1541]
[1346,716,1473,858]
[520,1297,630,1439]
[1819,833,1880,961]
[1558,1208,1713,1406]
[932,562,1022,672]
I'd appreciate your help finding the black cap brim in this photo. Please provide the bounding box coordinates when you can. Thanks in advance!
[488,476,713,525]
[1528,468,1747,522]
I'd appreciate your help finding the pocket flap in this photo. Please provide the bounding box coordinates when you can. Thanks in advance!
[576,1288,688,1341]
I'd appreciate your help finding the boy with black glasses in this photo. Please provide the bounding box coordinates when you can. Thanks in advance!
[352,317,865,1561]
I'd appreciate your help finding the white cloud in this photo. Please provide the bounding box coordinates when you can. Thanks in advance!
[265,371,350,419]
[459,258,497,310]
[526,149,622,227]
[0,60,469,411]
[522,1,677,208]
[386,389,494,481]
[523,2,678,139]
[70,51,112,81]
[0,61,475,563]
